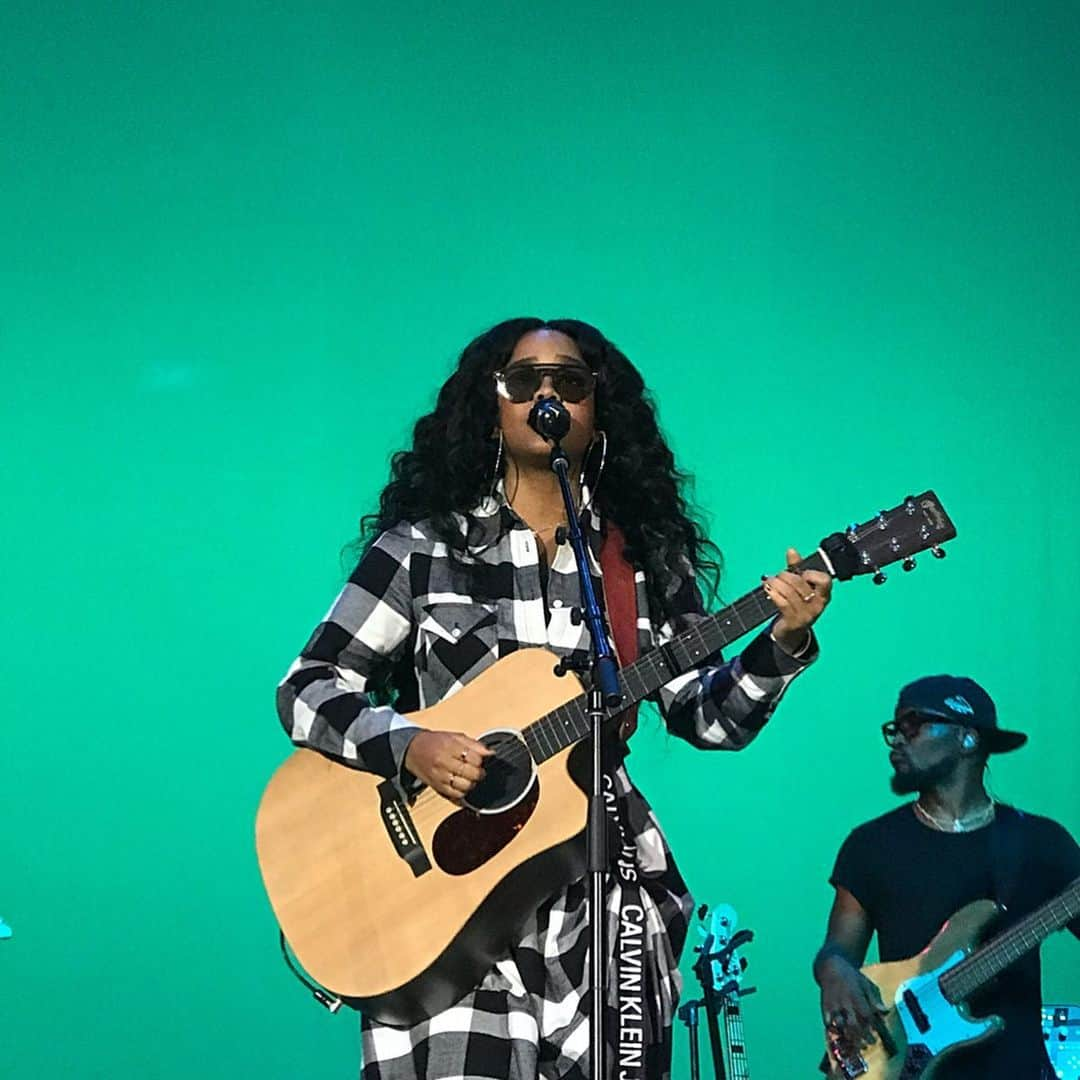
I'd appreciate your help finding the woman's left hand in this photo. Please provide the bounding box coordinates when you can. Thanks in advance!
[764,547,833,654]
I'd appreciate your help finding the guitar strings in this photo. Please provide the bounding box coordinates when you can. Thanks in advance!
[402,511,935,824]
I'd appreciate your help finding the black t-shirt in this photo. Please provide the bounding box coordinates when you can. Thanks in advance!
[831,803,1080,1079]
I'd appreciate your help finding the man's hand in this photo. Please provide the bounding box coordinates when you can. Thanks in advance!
[818,953,889,1049]
[764,547,833,653]
[404,730,493,803]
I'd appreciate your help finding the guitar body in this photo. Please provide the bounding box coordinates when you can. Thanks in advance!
[256,649,594,1025]
[824,900,1003,1079]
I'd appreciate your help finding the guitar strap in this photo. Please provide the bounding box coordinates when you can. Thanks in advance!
[989,806,1058,1080]
[989,803,1026,915]
[599,521,649,1079]
[602,773,650,1080]
[599,522,639,742]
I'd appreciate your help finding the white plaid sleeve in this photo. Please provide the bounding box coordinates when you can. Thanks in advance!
[651,574,818,750]
[275,524,423,778]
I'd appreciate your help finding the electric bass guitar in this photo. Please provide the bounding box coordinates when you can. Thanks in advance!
[256,492,956,1025]
[823,875,1080,1078]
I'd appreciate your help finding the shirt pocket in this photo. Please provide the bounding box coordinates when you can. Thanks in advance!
[415,601,500,697]
[418,601,498,645]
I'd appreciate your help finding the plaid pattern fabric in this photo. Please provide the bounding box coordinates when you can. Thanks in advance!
[277,491,817,1078]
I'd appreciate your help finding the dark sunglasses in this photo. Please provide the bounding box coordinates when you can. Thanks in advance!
[881,712,961,747]
[494,364,598,404]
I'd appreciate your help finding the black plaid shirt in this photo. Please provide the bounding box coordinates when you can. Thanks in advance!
[277,491,818,1078]
[277,491,816,780]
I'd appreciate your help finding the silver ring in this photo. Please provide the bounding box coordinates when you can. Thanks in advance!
[802,592,815,602]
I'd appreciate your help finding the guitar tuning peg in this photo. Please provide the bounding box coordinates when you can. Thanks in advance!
[902,557,916,572]
[931,546,946,560]
[873,570,888,585]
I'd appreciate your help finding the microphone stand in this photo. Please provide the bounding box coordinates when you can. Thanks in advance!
[544,433,622,1080]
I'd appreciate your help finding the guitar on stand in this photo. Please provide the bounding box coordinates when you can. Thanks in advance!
[679,902,756,1080]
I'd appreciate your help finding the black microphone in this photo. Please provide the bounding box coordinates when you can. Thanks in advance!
[527,396,571,442]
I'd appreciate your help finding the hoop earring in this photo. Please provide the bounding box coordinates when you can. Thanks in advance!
[489,430,504,498]
[579,430,607,513]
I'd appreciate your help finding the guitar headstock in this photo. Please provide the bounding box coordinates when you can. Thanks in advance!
[698,903,749,1000]
[816,490,956,583]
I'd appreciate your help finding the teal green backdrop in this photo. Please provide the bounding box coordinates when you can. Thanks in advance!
[2,3,1078,1076]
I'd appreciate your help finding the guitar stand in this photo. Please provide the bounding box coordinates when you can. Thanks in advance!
[677,998,705,1080]
[679,926,756,1080]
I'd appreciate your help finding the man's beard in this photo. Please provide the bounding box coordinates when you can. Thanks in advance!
[890,756,957,795]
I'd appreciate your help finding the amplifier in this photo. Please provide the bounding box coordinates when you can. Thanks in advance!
[1044,1004,1080,1080]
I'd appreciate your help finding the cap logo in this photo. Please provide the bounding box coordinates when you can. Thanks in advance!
[945,695,974,716]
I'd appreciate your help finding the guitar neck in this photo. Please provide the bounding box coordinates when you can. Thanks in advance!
[722,1000,752,1080]
[941,876,1080,1002]
[520,550,830,764]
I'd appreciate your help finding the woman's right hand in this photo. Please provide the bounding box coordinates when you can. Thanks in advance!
[404,730,493,802]
[819,955,889,1049]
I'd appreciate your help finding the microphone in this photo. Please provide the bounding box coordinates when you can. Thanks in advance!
[527,396,571,442]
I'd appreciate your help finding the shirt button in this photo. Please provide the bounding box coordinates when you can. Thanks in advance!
[451,627,462,638]
[551,599,563,608]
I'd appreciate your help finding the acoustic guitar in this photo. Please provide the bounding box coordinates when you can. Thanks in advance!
[257,492,956,1025]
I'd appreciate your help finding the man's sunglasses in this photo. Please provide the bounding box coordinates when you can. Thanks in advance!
[881,712,962,747]
[494,364,598,404]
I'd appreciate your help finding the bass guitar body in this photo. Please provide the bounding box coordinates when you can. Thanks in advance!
[824,900,1002,1079]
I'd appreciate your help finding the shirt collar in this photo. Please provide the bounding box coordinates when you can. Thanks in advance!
[465,479,603,556]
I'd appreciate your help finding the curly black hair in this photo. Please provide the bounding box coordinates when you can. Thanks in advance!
[358,317,722,624]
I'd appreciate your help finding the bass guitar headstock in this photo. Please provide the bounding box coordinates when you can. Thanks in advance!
[697,902,753,1001]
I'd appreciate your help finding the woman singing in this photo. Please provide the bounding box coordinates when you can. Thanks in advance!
[277,316,832,1078]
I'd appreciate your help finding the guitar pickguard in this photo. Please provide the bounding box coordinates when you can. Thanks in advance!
[432,779,540,875]
[894,951,1000,1058]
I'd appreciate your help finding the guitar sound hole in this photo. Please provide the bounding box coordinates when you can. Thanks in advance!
[463,731,533,813]
[432,780,540,875]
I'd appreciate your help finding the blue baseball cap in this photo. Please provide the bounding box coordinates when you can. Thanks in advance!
[895,675,1027,753]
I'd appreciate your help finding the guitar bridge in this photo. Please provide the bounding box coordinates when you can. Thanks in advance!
[377,780,431,877]
[826,1029,868,1078]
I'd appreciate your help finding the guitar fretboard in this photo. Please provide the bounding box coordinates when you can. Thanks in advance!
[941,876,1080,1002]
[519,551,829,764]
[723,1000,752,1080]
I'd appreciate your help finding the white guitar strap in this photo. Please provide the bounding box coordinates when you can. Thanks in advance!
[602,771,650,1080]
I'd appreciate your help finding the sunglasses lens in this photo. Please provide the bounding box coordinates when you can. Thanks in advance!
[553,368,594,402]
[502,368,541,402]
